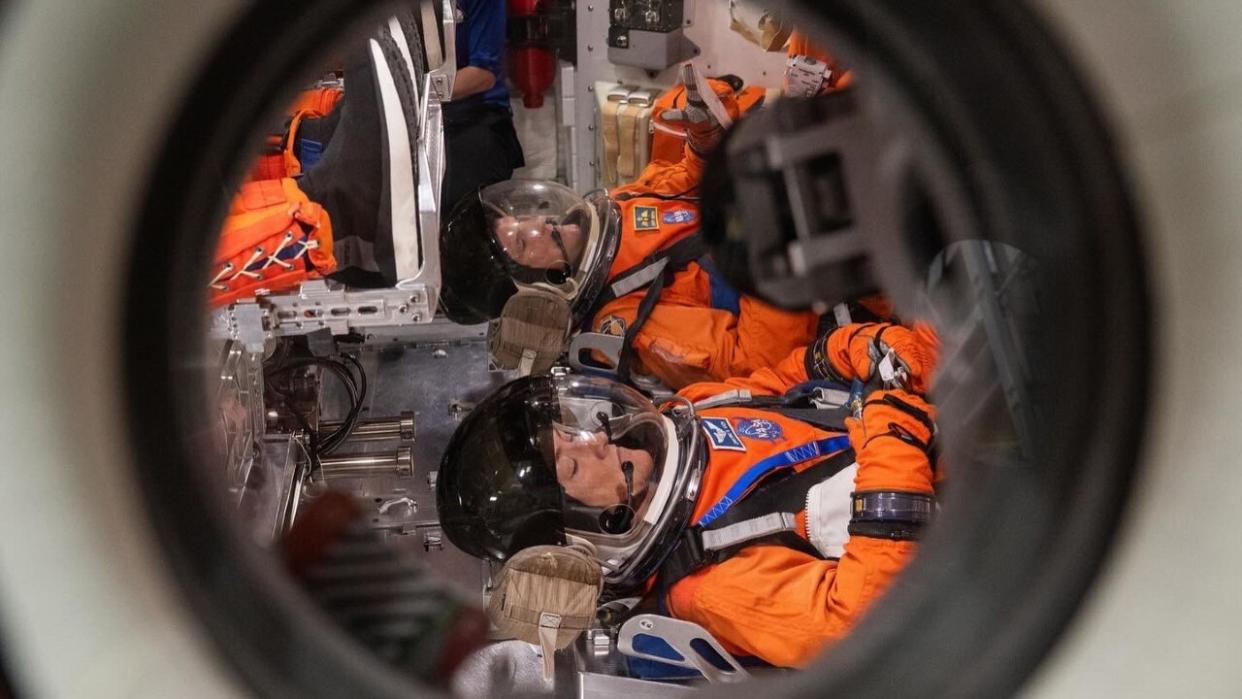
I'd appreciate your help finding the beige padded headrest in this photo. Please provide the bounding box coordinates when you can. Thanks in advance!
[487,544,603,680]
[488,291,573,376]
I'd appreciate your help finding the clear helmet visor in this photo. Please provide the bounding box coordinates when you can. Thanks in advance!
[480,180,597,289]
[547,374,670,539]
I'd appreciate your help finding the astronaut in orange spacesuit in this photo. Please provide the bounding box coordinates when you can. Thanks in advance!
[437,63,822,390]
[437,320,940,667]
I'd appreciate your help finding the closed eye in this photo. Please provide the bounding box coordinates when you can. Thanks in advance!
[556,455,579,482]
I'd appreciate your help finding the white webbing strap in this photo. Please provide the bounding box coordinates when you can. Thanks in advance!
[518,348,537,377]
[688,62,733,130]
[537,612,562,681]
[608,257,669,298]
[700,512,798,552]
[692,389,753,410]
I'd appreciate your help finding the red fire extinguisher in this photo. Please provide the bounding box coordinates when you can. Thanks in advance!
[508,0,557,109]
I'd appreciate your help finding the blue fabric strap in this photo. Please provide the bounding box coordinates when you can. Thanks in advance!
[699,256,742,316]
[696,435,851,526]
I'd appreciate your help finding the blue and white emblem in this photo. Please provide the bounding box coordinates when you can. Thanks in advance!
[734,418,784,442]
[663,209,697,225]
[701,417,746,452]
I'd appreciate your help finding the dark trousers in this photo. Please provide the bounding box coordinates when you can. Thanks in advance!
[441,103,526,215]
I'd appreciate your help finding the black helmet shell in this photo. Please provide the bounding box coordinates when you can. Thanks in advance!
[436,376,565,560]
[438,190,519,324]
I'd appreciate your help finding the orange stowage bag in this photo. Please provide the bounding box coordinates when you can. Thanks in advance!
[245,85,344,183]
[209,178,337,308]
[248,134,290,183]
[649,83,767,165]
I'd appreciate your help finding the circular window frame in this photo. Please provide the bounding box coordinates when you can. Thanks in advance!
[121,1,1151,697]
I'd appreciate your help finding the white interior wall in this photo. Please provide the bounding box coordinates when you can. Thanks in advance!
[510,94,560,181]
[566,0,793,191]
[507,1,794,190]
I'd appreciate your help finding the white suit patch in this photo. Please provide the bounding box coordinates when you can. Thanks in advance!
[805,462,858,559]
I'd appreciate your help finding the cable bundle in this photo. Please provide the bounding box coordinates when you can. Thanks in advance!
[265,345,368,473]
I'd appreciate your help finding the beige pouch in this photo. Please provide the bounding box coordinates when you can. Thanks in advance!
[487,544,603,681]
[488,290,573,376]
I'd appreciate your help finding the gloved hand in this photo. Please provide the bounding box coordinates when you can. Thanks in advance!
[846,389,936,494]
[807,322,940,395]
[659,63,738,156]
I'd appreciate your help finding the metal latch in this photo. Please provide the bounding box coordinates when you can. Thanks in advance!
[423,529,444,552]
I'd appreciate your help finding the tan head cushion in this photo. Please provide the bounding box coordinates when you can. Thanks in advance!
[487,544,602,650]
[488,291,573,375]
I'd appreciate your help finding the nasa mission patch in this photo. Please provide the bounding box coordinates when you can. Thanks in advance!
[734,417,784,442]
[633,205,660,232]
[662,209,696,225]
[701,417,746,452]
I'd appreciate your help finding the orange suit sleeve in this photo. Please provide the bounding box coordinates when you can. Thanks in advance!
[665,539,917,668]
[676,346,813,403]
[615,147,706,197]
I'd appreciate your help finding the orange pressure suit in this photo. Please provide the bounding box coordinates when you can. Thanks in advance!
[653,330,937,667]
[587,120,820,390]
[208,87,344,307]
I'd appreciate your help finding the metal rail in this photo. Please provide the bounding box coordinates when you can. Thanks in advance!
[319,448,414,479]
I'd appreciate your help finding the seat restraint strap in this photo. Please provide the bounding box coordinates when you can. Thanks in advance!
[700,512,798,552]
[603,234,707,384]
[616,260,670,383]
[594,233,707,311]
[658,450,857,593]
[609,257,669,299]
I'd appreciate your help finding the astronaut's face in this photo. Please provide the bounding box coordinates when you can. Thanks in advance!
[551,428,655,509]
[493,215,584,272]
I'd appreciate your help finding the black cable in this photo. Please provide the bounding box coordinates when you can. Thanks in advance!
[265,353,363,456]
[307,359,360,454]
[322,353,367,455]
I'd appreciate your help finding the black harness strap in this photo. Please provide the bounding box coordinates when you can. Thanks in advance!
[594,233,707,384]
[657,449,856,594]
[592,233,708,311]
[616,263,670,383]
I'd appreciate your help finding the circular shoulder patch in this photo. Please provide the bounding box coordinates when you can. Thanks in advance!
[734,417,784,441]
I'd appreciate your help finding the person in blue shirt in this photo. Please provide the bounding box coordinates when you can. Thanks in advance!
[442,0,526,215]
